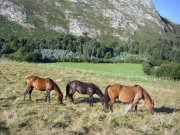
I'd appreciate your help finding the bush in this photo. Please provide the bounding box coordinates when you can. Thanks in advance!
[23,51,42,62]
[143,62,180,80]
[1,44,14,54]
[156,63,180,80]
[143,62,152,75]
[104,52,111,59]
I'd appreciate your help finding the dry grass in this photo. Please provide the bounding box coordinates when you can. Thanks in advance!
[0,61,179,135]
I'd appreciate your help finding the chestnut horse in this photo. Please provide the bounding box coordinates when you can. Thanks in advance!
[66,80,104,106]
[103,84,154,113]
[24,76,63,103]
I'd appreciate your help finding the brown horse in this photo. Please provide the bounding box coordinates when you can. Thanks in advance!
[24,76,63,104]
[103,84,154,113]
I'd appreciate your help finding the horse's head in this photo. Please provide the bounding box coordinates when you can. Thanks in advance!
[100,96,105,105]
[102,101,109,112]
[102,105,109,113]
[147,100,154,114]
[57,93,63,104]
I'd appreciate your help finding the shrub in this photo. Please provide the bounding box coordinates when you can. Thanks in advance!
[143,62,180,80]
[104,52,111,59]
[143,62,153,75]
[156,63,180,80]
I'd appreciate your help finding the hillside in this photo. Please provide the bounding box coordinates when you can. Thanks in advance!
[0,61,179,135]
[0,0,178,42]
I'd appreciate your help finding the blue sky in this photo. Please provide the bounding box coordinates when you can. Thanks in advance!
[152,0,180,24]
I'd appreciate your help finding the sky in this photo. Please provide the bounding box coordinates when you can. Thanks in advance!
[152,0,180,24]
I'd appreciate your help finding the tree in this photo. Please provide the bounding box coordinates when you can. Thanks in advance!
[104,52,111,59]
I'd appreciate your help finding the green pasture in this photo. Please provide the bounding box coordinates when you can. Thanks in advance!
[47,62,177,85]
[48,62,146,80]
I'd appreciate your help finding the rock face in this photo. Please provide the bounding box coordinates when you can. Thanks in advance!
[0,0,35,28]
[0,0,171,41]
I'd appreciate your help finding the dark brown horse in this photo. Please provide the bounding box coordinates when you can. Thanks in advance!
[24,76,63,103]
[66,80,104,106]
[103,84,154,113]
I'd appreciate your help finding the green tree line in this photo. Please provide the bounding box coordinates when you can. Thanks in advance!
[0,34,180,80]
[0,34,179,62]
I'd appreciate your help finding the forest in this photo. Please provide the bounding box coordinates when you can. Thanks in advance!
[0,33,180,79]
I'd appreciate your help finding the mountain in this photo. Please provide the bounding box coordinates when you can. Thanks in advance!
[0,0,179,42]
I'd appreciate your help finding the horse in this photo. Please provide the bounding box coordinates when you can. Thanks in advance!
[103,84,154,113]
[24,75,63,104]
[65,80,104,106]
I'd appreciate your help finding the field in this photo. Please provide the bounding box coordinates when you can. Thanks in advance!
[0,61,179,135]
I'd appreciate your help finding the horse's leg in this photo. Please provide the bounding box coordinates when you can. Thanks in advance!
[47,90,51,103]
[24,87,32,101]
[89,94,93,106]
[135,104,138,112]
[24,89,28,101]
[69,90,76,103]
[70,94,74,103]
[129,98,139,112]
[109,99,115,112]
[45,90,51,103]
[28,89,33,101]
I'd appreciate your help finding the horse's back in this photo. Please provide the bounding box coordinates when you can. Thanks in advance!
[120,85,144,101]
[69,80,101,95]
[107,84,143,103]
[26,76,54,91]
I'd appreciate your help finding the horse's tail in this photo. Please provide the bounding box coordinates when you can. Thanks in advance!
[104,85,111,109]
[66,83,70,99]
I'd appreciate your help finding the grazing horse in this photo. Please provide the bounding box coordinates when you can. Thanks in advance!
[103,84,154,113]
[66,80,104,106]
[24,76,63,104]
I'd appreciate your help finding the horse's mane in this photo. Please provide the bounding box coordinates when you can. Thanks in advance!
[93,84,104,99]
[26,75,38,80]
[142,88,153,104]
[50,79,62,94]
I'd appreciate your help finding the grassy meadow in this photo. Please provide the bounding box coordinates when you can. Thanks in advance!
[0,61,179,135]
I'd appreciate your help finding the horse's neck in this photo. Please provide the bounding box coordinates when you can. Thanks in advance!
[96,88,103,98]
[54,84,62,95]
[143,90,152,105]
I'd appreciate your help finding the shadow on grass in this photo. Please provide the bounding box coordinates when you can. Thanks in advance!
[0,96,17,101]
[75,97,101,104]
[35,98,45,102]
[154,106,180,114]
[0,122,10,135]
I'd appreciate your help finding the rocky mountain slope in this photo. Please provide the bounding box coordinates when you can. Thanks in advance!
[0,0,178,42]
